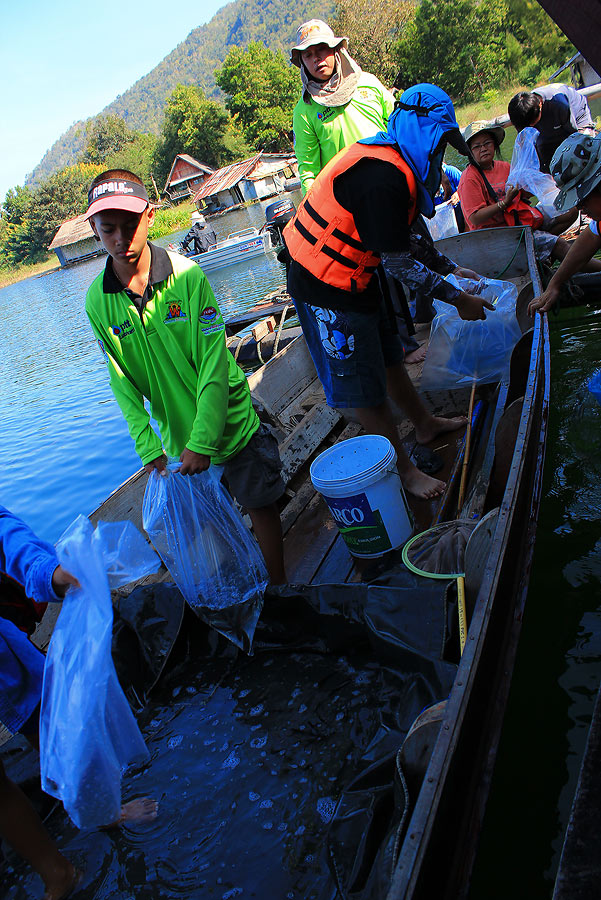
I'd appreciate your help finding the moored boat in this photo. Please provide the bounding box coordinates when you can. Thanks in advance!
[1,225,550,899]
[185,226,274,272]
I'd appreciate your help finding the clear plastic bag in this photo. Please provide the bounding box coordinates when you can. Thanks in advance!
[40,517,159,829]
[420,275,522,390]
[507,127,560,218]
[142,464,269,650]
[426,200,459,241]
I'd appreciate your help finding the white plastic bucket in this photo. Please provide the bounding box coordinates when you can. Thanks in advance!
[309,435,413,558]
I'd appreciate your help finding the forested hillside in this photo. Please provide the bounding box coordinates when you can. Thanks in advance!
[27,0,333,185]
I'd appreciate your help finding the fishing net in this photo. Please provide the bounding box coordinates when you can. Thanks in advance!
[402,520,478,579]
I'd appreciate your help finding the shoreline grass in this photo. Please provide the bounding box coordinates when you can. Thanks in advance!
[0,256,59,289]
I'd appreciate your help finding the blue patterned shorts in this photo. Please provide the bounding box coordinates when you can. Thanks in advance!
[293,299,405,408]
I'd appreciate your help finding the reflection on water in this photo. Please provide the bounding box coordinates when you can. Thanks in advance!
[470,308,601,898]
[0,198,295,543]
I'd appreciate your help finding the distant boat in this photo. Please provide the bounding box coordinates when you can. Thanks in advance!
[177,227,274,272]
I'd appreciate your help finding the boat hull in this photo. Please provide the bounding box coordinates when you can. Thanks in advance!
[189,231,272,272]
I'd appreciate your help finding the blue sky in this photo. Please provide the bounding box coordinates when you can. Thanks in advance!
[0,0,226,203]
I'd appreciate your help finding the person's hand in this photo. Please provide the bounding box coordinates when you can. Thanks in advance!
[178,448,210,476]
[455,291,495,320]
[51,565,79,598]
[503,185,520,206]
[144,455,167,475]
[528,284,560,316]
[453,266,481,281]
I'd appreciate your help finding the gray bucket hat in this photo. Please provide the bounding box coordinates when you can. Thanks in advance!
[290,19,347,67]
[462,120,506,148]
[551,132,601,210]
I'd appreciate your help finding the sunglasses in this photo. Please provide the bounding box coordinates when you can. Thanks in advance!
[470,140,495,151]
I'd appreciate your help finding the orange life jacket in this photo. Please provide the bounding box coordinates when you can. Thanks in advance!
[284,143,418,293]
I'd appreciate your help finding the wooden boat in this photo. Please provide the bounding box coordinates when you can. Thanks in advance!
[2,226,548,899]
[185,226,274,272]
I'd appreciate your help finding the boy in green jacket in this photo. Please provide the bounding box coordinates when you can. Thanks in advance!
[84,170,286,583]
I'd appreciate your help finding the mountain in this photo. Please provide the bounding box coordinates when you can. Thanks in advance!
[27,0,333,186]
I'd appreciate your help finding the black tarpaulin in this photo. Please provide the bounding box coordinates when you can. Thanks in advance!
[2,569,458,900]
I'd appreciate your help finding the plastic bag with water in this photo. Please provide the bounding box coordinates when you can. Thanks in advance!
[40,517,159,829]
[506,127,560,219]
[426,200,459,241]
[421,274,522,390]
[142,464,269,649]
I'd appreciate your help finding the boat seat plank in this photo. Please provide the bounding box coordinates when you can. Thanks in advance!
[310,533,357,585]
[279,405,342,483]
[285,492,340,583]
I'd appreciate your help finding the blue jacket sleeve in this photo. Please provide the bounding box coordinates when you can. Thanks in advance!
[0,506,61,603]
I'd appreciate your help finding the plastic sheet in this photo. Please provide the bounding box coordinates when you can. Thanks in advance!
[588,369,601,405]
[507,127,560,218]
[39,517,158,829]
[8,562,459,899]
[421,274,522,390]
[142,463,269,650]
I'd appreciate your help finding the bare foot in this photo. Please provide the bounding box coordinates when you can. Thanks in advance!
[43,861,81,900]
[404,343,428,365]
[118,797,159,824]
[415,415,467,445]
[400,465,446,500]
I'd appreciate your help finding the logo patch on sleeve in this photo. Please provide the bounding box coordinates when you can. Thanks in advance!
[199,305,218,323]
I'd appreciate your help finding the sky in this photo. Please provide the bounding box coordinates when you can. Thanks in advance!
[0,0,226,204]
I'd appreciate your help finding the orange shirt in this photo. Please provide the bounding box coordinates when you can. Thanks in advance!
[458,160,511,231]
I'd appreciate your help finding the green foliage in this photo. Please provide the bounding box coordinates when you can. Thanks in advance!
[215,42,298,151]
[2,164,103,264]
[2,185,35,226]
[153,85,241,187]
[396,0,509,102]
[333,0,417,85]
[505,0,574,72]
[149,202,196,239]
[104,132,160,199]
[82,115,135,164]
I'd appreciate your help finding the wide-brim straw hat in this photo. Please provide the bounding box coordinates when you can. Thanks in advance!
[462,120,506,148]
[290,19,347,67]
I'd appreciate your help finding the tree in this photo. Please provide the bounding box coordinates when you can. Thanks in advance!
[2,164,102,264]
[152,84,241,187]
[105,132,160,199]
[395,0,509,102]
[505,0,574,81]
[333,0,417,86]
[82,115,135,165]
[215,43,298,152]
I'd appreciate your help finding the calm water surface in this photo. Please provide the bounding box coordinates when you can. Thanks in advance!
[471,306,601,897]
[0,201,290,544]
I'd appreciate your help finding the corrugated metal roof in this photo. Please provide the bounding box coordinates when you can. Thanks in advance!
[48,214,95,249]
[192,154,263,201]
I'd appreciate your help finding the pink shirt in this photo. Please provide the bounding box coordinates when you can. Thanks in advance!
[458,160,511,231]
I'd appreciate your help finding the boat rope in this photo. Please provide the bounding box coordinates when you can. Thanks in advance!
[273,304,292,356]
[234,333,253,363]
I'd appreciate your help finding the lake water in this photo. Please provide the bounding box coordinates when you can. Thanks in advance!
[0,199,293,544]
[2,193,601,894]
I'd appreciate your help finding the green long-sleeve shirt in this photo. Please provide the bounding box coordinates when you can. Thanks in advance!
[86,245,259,466]
[293,72,396,195]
